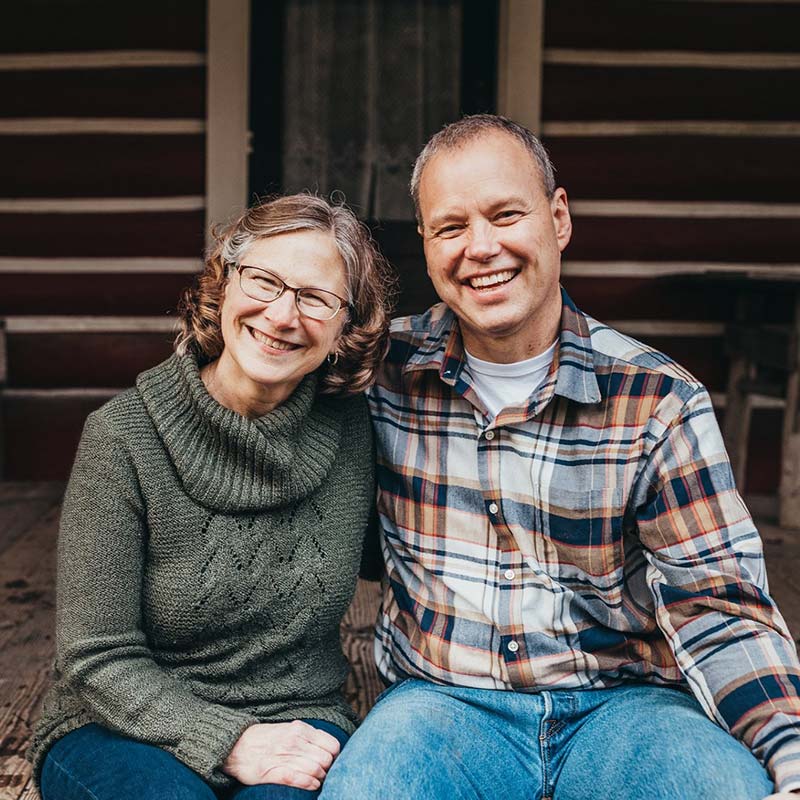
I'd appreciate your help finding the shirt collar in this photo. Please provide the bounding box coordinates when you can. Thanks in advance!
[403,288,602,404]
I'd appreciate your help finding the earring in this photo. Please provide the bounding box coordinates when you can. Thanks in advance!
[327,352,339,366]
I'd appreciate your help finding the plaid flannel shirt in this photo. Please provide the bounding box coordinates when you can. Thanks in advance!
[367,289,800,791]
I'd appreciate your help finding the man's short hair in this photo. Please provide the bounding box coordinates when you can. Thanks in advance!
[410,114,557,226]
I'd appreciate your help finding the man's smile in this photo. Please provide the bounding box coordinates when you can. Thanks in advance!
[464,268,521,291]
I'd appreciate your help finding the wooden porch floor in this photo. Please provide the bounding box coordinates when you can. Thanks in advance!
[2,483,800,800]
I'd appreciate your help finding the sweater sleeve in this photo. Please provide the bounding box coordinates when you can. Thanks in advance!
[635,387,800,793]
[55,410,258,786]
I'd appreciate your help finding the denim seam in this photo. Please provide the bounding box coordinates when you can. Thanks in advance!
[45,752,102,800]
[539,692,554,800]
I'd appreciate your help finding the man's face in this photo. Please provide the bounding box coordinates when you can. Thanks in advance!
[418,131,572,363]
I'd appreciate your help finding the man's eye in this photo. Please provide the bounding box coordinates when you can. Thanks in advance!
[496,210,521,222]
[437,225,463,237]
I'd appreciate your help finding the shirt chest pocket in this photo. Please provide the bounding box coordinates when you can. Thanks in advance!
[531,487,626,588]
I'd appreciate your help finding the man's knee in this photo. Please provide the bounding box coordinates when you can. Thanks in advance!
[555,687,773,800]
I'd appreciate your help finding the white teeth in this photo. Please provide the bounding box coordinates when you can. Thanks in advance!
[250,328,298,351]
[469,269,517,289]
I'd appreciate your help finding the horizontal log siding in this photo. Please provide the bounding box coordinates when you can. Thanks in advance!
[0,67,206,118]
[540,0,800,495]
[544,0,800,52]
[0,211,205,258]
[1,1,205,53]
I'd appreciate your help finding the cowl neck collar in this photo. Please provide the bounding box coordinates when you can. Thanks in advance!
[136,354,342,512]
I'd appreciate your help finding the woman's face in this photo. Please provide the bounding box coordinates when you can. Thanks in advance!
[215,229,348,412]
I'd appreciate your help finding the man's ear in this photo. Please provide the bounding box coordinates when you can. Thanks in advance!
[551,187,572,253]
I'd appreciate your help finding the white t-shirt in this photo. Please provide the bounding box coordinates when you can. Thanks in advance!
[464,340,558,419]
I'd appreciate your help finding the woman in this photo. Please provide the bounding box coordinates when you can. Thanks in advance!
[29,194,393,799]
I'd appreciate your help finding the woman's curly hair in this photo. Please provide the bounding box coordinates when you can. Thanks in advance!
[175,194,396,395]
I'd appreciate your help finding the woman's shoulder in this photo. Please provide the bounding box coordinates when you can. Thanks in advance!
[85,386,150,439]
[88,354,179,437]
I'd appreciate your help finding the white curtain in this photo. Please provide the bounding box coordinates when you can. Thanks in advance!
[282,0,462,220]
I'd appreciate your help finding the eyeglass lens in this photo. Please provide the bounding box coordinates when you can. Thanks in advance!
[239,266,342,320]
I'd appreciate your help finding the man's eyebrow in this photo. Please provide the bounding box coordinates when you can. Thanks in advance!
[427,209,466,229]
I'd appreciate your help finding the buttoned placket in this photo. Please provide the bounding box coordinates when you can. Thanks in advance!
[475,413,529,678]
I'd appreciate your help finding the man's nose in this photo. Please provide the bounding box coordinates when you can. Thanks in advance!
[464,222,501,262]
[263,290,300,327]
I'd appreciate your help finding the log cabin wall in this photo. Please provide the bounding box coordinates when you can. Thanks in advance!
[538,0,800,496]
[0,1,207,479]
[1,0,797,499]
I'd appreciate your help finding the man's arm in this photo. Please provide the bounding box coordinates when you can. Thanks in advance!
[635,386,800,793]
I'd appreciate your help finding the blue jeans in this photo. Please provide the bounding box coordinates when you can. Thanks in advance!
[40,721,349,800]
[319,680,774,800]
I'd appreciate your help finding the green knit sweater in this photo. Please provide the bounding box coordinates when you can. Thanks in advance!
[29,353,375,788]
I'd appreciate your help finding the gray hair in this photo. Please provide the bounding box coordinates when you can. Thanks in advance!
[175,193,395,395]
[410,114,557,226]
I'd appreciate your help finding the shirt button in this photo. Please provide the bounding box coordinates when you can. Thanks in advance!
[485,430,495,440]
[488,502,499,515]
[507,640,519,653]
[504,569,515,580]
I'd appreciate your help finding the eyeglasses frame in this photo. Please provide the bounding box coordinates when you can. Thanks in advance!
[231,263,351,321]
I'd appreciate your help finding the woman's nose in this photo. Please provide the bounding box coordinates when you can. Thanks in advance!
[263,290,300,326]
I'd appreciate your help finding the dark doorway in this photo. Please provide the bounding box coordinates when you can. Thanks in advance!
[248,0,498,315]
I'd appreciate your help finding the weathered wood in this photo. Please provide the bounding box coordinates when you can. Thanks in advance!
[0,484,61,555]
[779,296,800,529]
[0,486,60,800]
[340,580,383,719]
[0,319,5,482]
[723,354,753,489]
[1,483,799,800]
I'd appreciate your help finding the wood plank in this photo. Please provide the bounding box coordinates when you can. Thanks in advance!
[340,580,382,720]
[0,488,60,800]
[544,0,800,52]
[1,0,205,54]
[543,65,800,122]
[0,135,204,198]
[0,273,192,316]
[760,518,800,648]
[634,335,729,392]
[0,484,61,555]
[0,68,205,120]
[0,212,204,259]
[567,216,800,264]
[562,275,795,323]
[6,332,174,389]
[545,50,800,70]
[543,135,800,201]
[1,478,799,800]
[1,394,114,481]
[742,408,783,495]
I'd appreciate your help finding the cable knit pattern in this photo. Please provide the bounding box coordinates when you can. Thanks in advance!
[28,354,374,790]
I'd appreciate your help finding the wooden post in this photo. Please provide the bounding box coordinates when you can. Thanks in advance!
[779,292,800,529]
[723,352,752,491]
[206,0,251,241]
[497,0,545,133]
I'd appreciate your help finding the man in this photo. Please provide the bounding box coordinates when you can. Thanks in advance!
[321,115,800,799]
